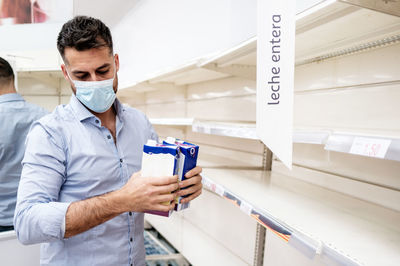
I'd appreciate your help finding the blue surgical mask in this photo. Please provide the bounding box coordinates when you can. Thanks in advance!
[67,68,116,113]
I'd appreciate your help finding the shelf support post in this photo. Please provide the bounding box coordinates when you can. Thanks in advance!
[262,144,273,171]
[253,223,267,266]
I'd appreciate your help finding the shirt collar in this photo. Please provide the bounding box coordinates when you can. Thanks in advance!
[69,94,94,122]
[69,93,125,122]
[0,93,24,104]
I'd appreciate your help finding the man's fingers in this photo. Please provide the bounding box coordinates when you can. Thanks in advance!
[151,202,175,212]
[184,166,202,178]
[178,183,202,197]
[153,193,176,204]
[149,175,179,186]
[179,174,202,189]
[154,182,179,195]
[180,189,202,204]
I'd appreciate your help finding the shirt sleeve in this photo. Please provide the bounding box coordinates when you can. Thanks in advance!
[146,116,159,142]
[14,121,70,245]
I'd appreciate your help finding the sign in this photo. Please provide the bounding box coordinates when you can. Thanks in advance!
[349,137,391,159]
[257,0,296,169]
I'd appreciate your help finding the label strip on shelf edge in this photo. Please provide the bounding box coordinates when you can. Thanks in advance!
[201,175,361,265]
[202,176,292,241]
[320,243,361,266]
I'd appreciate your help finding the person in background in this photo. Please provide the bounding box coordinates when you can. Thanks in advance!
[0,57,48,233]
[14,16,203,266]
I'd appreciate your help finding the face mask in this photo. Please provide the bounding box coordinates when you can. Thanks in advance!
[66,66,116,113]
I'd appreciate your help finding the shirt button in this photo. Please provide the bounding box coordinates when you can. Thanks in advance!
[129,212,132,216]
[95,120,99,124]
[107,135,111,139]
[130,237,133,242]
[120,158,123,163]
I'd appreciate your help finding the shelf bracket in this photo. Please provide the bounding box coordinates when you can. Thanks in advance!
[262,144,273,171]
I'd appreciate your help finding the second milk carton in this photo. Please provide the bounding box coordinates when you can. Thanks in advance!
[164,137,199,212]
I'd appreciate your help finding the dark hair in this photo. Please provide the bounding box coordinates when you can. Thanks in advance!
[57,16,113,61]
[0,57,14,84]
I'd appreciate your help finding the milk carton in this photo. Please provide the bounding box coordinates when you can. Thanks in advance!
[164,137,199,211]
[141,140,179,217]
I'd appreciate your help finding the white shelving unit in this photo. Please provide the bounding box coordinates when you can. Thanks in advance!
[119,0,400,163]
[119,1,400,265]
[192,120,258,140]
[200,164,400,266]
[150,119,400,162]
[149,118,194,126]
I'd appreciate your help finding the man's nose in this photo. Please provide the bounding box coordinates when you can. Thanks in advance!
[89,73,100,81]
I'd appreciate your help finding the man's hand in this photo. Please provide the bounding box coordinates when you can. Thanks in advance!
[177,166,203,204]
[118,171,179,213]
[64,172,178,238]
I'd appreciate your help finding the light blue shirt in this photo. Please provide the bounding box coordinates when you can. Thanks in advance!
[0,93,47,226]
[14,94,157,266]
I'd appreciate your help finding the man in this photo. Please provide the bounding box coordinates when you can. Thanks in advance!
[0,57,47,232]
[14,16,203,265]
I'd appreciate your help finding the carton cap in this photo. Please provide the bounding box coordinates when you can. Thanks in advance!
[165,136,176,144]
[146,139,157,146]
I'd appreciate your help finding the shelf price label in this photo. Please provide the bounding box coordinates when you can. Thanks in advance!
[240,201,253,216]
[215,184,225,197]
[349,137,391,159]
[202,178,212,190]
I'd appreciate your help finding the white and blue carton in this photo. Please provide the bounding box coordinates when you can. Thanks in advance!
[164,137,199,212]
[141,140,179,217]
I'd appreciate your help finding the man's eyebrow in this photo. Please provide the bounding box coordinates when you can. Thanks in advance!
[71,63,111,75]
[72,70,88,75]
[96,63,111,70]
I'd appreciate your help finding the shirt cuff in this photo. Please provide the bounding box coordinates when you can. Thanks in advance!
[61,214,66,237]
[46,202,71,239]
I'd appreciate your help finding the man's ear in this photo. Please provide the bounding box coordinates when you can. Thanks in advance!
[61,64,69,81]
[114,54,120,72]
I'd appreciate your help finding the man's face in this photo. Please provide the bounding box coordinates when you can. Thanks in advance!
[61,47,119,94]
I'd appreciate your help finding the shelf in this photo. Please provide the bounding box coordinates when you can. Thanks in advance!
[201,167,400,266]
[149,118,194,126]
[124,55,230,91]
[190,121,400,161]
[191,121,331,143]
[144,229,189,264]
[292,129,330,145]
[296,0,400,64]
[191,121,329,145]
[200,37,256,68]
[148,65,229,87]
[147,116,400,161]
[17,69,63,80]
[325,133,400,162]
[192,120,258,140]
